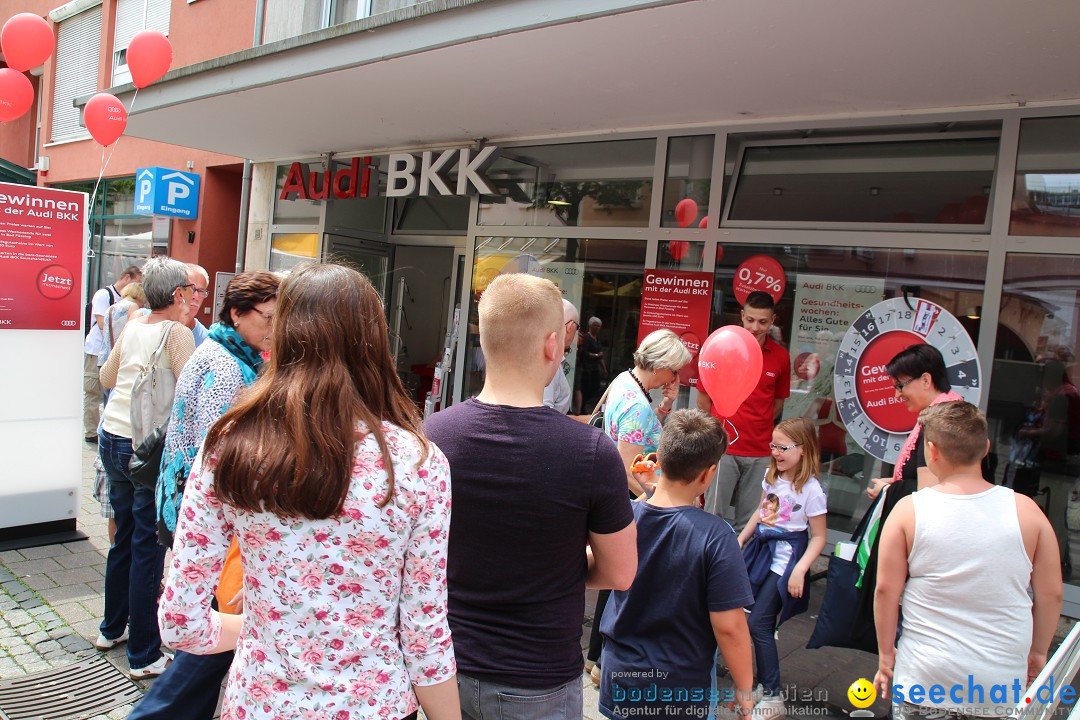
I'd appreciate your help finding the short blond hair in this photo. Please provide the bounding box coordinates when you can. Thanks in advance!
[920,401,988,466]
[634,329,692,372]
[120,281,146,306]
[479,274,563,367]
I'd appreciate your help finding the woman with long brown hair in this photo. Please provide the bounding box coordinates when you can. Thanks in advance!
[158,263,459,720]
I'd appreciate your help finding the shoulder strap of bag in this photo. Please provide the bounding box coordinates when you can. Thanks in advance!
[590,381,615,418]
[106,307,116,350]
[149,321,175,369]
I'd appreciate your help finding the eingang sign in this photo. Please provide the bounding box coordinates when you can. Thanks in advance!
[279,146,499,202]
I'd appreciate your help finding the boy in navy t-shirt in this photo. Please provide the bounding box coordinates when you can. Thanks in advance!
[598,409,755,719]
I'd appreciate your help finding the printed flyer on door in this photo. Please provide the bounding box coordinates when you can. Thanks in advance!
[0,183,87,330]
[638,269,713,387]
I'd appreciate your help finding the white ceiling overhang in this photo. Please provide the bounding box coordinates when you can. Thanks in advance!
[108,0,1080,162]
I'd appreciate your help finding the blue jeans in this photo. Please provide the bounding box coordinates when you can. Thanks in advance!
[128,649,233,720]
[99,430,168,670]
[747,571,784,696]
[458,672,583,720]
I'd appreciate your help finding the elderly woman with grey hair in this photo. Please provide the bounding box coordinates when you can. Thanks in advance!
[97,256,195,679]
[603,328,692,496]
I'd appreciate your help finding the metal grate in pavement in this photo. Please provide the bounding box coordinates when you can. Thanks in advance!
[0,655,142,720]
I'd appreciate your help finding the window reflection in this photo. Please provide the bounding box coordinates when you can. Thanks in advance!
[988,253,1080,586]
[478,140,655,228]
[463,237,647,410]
[1011,116,1080,237]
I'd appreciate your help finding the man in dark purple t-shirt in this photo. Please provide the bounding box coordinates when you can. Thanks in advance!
[425,273,637,720]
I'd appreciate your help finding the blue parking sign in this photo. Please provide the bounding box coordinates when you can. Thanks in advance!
[135,167,200,219]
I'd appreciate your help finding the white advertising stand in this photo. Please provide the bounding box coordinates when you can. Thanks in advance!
[0,182,89,548]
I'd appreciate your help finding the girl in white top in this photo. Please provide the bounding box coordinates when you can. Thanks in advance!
[737,417,828,720]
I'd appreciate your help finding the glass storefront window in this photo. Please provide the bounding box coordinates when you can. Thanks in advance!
[662,135,714,228]
[1011,116,1080,237]
[274,163,322,225]
[709,244,987,534]
[269,232,320,272]
[463,236,647,409]
[658,240,705,271]
[477,140,656,228]
[728,137,999,226]
[986,253,1080,588]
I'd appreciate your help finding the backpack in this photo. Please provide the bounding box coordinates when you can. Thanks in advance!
[128,322,177,488]
[84,285,119,337]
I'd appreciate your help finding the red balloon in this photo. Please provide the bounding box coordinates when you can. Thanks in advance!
[0,68,33,122]
[698,216,708,229]
[674,198,698,228]
[669,240,689,261]
[697,326,763,418]
[1,13,54,72]
[84,93,127,146]
[126,30,173,88]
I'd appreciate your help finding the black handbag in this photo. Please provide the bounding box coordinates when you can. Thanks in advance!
[805,496,881,654]
[129,425,166,489]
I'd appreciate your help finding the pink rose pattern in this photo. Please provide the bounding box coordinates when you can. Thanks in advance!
[159,422,455,720]
[605,371,663,453]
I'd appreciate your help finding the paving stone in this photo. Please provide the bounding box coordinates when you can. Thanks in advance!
[33,639,60,654]
[38,582,95,604]
[52,601,92,624]
[81,596,105,616]
[21,573,58,591]
[0,549,24,565]
[45,566,103,586]
[0,580,24,595]
[24,631,48,646]
[5,609,31,628]
[55,551,106,570]
[17,544,71,560]
[4,557,64,577]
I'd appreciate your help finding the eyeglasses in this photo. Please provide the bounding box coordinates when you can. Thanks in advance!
[769,442,801,452]
[192,287,209,297]
[565,320,579,331]
[893,378,915,393]
[177,283,195,293]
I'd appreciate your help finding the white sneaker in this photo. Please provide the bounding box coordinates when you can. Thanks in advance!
[93,628,128,650]
[129,652,173,679]
[752,694,786,720]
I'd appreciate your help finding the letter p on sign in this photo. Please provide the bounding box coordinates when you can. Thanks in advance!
[167,180,190,206]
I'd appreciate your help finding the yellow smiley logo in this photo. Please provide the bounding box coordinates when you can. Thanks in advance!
[848,678,876,709]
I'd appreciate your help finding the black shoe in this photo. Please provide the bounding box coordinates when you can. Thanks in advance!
[84,435,98,444]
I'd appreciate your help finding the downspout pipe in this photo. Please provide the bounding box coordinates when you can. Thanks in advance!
[234,0,266,272]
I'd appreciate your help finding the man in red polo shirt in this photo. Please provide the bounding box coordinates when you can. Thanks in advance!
[698,291,791,531]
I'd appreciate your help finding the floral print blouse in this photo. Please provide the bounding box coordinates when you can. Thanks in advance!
[604,370,662,454]
[158,422,455,720]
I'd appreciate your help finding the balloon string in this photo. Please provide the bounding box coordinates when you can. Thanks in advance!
[85,88,137,257]
[724,418,740,447]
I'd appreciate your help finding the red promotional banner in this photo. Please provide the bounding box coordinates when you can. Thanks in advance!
[638,269,713,387]
[0,183,86,330]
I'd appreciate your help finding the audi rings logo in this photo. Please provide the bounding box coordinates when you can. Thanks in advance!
[61,320,77,327]
[854,285,878,294]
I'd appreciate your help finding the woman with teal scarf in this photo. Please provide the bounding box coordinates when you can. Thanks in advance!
[130,271,279,720]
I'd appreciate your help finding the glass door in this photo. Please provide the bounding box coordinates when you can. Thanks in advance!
[326,234,393,303]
